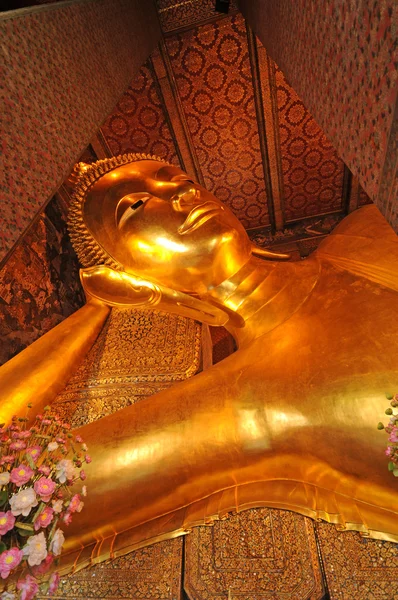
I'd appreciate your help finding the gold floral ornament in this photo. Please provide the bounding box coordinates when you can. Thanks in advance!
[0,406,90,598]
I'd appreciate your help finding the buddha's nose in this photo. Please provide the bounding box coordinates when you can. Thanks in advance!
[171,183,201,212]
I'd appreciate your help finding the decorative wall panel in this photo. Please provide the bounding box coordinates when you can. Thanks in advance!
[0,193,85,366]
[274,65,344,221]
[165,14,270,229]
[0,0,160,262]
[239,0,398,229]
[53,307,201,428]
[100,61,180,165]
[156,0,239,33]
[47,538,183,600]
[316,523,398,599]
[184,508,324,599]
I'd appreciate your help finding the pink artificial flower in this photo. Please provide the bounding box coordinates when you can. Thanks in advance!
[9,441,26,452]
[31,553,53,576]
[389,427,398,443]
[0,547,23,579]
[56,437,65,444]
[75,435,83,444]
[34,478,56,502]
[16,574,39,600]
[10,464,34,486]
[36,415,43,421]
[85,455,92,464]
[0,456,15,467]
[26,446,41,462]
[34,506,54,531]
[80,470,86,481]
[63,512,72,525]
[38,465,50,476]
[18,431,31,440]
[386,446,393,457]
[48,571,60,595]
[42,419,51,426]
[68,494,83,514]
[0,511,15,535]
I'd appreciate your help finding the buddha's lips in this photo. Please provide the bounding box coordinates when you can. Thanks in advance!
[178,201,222,235]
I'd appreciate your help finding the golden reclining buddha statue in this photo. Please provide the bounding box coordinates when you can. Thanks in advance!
[0,154,397,572]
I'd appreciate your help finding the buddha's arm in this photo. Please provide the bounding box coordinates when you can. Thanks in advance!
[62,339,398,571]
[0,301,109,424]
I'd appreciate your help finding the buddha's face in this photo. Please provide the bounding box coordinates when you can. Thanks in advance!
[83,160,252,294]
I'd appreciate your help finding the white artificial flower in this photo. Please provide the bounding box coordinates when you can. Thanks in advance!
[47,441,58,452]
[23,532,47,566]
[9,487,38,517]
[49,529,65,556]
[52,499,63,513]
[55,459,75,484]
[81,485,87,497]
[0,472,10,485]
[1,591,16,599]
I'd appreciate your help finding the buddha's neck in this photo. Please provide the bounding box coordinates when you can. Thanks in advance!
[207,255,320,347]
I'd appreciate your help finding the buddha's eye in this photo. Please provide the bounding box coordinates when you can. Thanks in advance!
[131,199,145,211]
[116,194,151,228]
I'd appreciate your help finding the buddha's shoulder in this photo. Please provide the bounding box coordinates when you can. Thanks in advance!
[315,205,398,292]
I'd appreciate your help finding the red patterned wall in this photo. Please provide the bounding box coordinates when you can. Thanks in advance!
[165,14,270,229]
[0,0,160,263]
[274,65,344,221]
[239,0,398,230]
[100,61,179,165]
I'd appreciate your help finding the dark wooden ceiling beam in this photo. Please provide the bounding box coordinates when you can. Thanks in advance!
[246,25,279,232]
[152,42,205,185]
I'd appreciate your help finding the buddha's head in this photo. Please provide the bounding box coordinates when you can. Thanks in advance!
[68,154,252,295]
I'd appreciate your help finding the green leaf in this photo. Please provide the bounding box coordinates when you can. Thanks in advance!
[0,542,6,554]
[0,490,8,507]
[32,502,45,522]
[15,522,34,531]
[17,528,35,537]
[25,453,36,470]
[388,461,395,471]
[393,469,398,477]
[386,393,394,400]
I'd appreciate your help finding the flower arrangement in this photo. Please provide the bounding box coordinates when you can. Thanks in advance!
[377,392,398,477]
[0,405,90,599]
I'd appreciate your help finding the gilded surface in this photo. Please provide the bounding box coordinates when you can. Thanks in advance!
[185,508,324,599]
[2,157,398,577]
[39,538,183,600]
[316,523,398,599]
[53,307,201,427]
